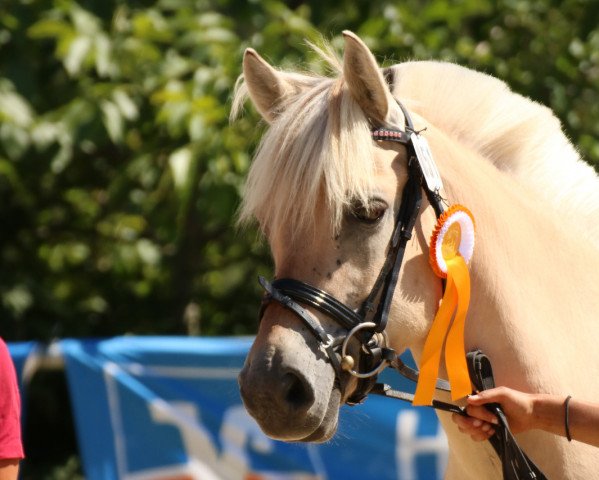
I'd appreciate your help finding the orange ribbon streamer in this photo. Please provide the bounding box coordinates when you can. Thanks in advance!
[413,254,472,405]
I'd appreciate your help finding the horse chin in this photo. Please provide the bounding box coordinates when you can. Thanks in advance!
[249,386,342,444]
[295,387,342,443]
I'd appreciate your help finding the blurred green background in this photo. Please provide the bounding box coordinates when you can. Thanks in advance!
[2,0,599,342]
[2,0,599,477]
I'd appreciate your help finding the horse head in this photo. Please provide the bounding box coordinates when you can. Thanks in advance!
[236,32,441,442]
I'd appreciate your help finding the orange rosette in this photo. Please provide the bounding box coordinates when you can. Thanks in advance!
[413,205,475,406]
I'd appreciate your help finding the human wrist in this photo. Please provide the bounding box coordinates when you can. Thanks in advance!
[531,394,566,435]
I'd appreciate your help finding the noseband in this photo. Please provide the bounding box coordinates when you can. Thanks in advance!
[259,101,446,404]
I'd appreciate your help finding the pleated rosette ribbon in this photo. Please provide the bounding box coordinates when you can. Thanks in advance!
[413,205,475,405]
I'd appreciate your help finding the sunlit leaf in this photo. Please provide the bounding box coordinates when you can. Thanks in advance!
[64,35,92,76]
[112,89,138,121]
[100,100,124,143]
[0,123,30,160]
[2,0,598,345]
[0,86,34,127]
[95,33,116,77]
[168,146,192,190]
[2,285,33,317]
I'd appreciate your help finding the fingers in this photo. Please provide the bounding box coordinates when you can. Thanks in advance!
[452,413,495,442]
[465,404,499,425]
[467,386,509,406]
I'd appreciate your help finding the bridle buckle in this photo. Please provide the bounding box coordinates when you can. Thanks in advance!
[340,322,390,379]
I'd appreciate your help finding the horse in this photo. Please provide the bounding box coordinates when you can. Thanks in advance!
[233,31,599,478]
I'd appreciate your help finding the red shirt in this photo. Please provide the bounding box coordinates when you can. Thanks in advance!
[0,339,24,460]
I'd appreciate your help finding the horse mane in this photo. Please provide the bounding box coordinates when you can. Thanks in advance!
[234,49,599,247]
[389,61,599,248]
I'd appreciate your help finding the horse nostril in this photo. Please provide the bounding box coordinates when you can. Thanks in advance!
[281,371,314,411]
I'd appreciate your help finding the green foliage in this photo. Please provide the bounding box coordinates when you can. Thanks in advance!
[44,455,84,480]
[0,0,273,338]
[1,0,598,339]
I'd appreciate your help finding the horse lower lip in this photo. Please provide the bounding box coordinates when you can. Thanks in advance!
[239,388,323,440]
[296,387,342,443]
[264,411,336,443]
[296,420,337,443]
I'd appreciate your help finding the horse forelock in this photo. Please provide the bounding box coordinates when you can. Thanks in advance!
[237,74,378,244]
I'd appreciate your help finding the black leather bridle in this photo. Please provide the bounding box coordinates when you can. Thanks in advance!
[259,101,447,405]
[256,100,547,480]
[257,101,548,480]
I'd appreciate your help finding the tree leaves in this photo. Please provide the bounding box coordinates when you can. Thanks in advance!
[1,0,598,340]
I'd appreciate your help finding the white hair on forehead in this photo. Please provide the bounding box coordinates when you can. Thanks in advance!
[235,66,378,241]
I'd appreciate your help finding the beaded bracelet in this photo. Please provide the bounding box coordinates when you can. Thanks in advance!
[564,395,572,442]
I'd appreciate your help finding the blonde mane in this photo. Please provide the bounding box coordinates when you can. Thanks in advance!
[389,61,599,247]
[234,52,599,247]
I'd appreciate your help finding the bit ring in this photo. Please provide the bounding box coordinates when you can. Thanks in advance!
[340,322,389,379]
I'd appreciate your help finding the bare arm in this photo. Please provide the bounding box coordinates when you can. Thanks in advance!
[451,386,599,448]
[0,459,19,480]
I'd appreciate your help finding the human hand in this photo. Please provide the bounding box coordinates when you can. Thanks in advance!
[452,386,536,441]
[451,400,498,441]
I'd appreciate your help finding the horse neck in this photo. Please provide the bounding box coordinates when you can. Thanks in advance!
[431,131,599,391]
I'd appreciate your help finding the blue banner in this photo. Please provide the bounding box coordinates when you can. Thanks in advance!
[61,337,448,480]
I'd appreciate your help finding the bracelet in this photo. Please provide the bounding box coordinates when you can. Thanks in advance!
[564,395,572,442]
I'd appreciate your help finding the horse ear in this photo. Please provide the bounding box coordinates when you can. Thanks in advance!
[342,31,401,126]
[243,48,311,123]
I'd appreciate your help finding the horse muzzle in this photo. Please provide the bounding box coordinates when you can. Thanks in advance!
[238,319,342,442]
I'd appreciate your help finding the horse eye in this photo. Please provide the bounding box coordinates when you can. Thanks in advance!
[351,200,388,224]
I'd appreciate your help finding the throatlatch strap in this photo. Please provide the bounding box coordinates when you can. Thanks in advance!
[466,351,547,480]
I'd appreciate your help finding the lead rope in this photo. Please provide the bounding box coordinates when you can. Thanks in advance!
[466,351,546,480]
[373,85,546,477]
[371,351,547,480]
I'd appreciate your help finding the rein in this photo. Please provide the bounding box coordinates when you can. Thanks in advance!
[258,101,546,479]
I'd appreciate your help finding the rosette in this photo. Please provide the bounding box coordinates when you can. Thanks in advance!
[413,205,476,405]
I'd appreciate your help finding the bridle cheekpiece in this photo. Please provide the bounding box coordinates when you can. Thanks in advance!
[258,100,446,404]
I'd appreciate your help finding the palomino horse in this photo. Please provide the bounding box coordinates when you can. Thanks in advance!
[234,31,599,478]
